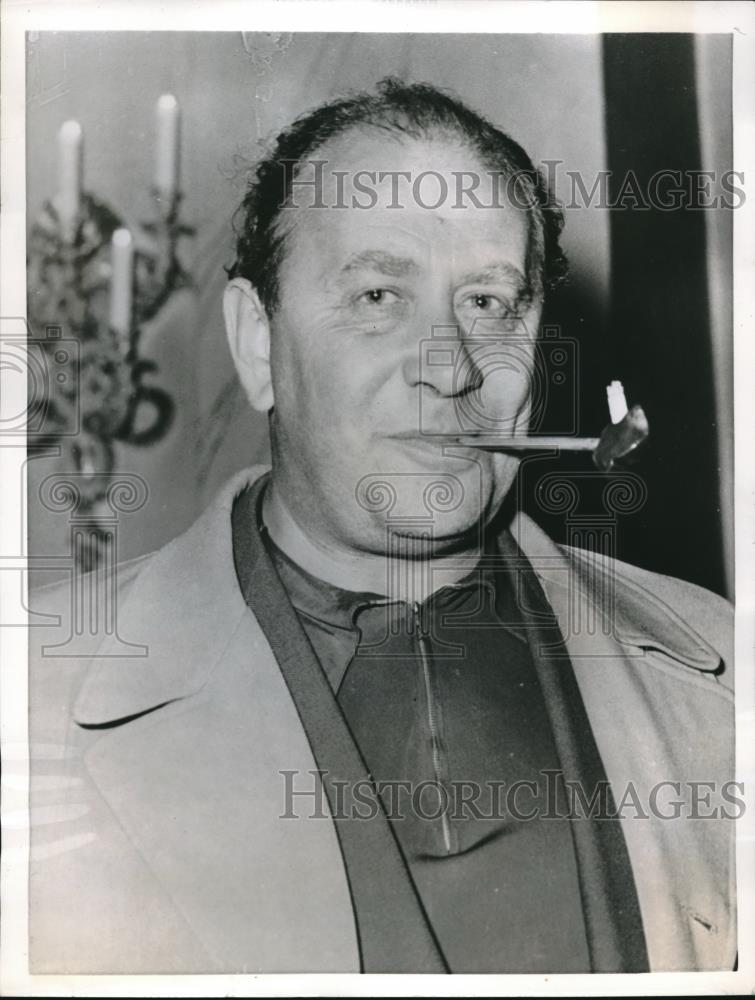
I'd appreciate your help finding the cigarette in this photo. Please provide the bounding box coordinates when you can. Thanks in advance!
[449,434,600,451]
[440,405,649,471]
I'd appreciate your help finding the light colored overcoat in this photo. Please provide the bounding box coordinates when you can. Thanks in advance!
[28,467,736,973]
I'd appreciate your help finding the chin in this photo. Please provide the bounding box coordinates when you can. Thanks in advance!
[354,457,516,532]
[383,502,492,550]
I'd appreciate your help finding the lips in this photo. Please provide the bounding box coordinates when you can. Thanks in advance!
[387,434,483,465]
[388,434,454,453]
[389,431,461,442]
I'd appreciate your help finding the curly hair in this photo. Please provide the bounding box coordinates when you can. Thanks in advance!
[228,77,567,314]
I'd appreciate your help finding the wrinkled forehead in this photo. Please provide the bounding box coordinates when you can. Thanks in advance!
[276,128,533,268]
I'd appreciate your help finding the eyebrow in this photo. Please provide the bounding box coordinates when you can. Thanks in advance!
[339,252,532,299]
[341,250,420,278]
[457,263,529,291]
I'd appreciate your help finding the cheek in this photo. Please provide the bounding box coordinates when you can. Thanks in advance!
[477,308,541,425]
[479,354,532,414]
[466,341,535,432]
[270,320,382,441]
[270,308,332,405]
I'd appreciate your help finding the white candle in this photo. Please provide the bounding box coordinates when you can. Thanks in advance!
[109,228,134,346]
[56,120,83,243]
[606,380,629,424]
[154,94,181,202]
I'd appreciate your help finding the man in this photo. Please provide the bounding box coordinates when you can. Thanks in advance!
[29,79,735,974]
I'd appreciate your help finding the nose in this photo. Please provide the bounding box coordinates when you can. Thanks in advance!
[404,323,483,399]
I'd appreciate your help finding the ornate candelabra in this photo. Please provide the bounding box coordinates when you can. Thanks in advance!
[27,97,193,572]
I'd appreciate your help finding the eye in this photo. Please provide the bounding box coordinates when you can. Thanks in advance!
[468,293,506,314]
[357,288,399,306]
[457,291,526,329]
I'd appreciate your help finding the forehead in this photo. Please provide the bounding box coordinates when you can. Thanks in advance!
[278,130,530,274]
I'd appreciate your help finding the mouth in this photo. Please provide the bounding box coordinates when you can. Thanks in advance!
[389,430,461,442]
[386,432,487,462]
[389,431,453,448]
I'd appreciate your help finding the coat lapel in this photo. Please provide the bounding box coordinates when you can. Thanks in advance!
[73,466,359,972]
[510,511,736,971]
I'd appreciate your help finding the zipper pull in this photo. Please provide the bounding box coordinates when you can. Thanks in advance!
[413,600,453,856]
[412,600,427,640]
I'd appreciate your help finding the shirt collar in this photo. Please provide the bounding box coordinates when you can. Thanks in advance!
[262,523,494,633]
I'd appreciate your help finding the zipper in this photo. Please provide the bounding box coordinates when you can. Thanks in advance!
[413,601,453,855]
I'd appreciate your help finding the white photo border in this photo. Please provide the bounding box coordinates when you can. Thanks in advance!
[2,2,753,995]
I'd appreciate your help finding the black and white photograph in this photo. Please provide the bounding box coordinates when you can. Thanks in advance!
[1,1,753,994]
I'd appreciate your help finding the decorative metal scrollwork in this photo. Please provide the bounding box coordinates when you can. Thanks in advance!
[27,109,192,571]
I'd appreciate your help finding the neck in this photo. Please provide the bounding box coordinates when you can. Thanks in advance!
[262,480,481,603]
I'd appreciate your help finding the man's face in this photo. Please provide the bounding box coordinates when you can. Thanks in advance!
[267,130,543,557]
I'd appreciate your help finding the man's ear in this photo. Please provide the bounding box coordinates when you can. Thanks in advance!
[223,277,274,412]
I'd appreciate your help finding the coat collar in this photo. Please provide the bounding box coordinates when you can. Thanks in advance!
[72,466,269,725]
[73,466,721,726]
[508,510,723,673]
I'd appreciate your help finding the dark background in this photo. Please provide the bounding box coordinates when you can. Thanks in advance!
[522,33,733,598]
